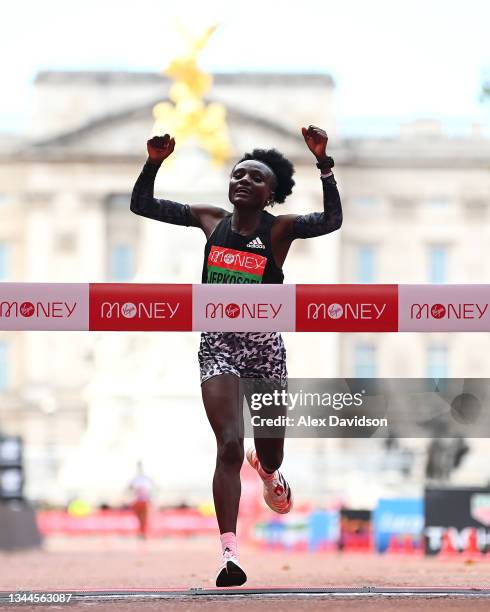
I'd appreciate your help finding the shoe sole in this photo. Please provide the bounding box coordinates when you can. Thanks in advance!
[216,560,247,587]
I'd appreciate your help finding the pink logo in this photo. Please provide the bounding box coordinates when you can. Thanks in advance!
[328,303,344,319]
[121,302,137,318]
[225,303,240,318]
[19,302,35,317]
[431,304,446,319]
[410,303,488,320]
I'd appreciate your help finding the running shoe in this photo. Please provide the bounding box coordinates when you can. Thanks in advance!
[215,547,247,587]
[246,447,293,514]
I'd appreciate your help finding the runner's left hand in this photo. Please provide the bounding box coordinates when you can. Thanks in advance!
[301,125,328,161]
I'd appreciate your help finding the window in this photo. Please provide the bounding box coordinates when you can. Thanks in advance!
[353,343,377,378]
[109,244,134,282]
[427,245,448,283]
[55,232,76,253]
[391,198,415,217]
[0,242,8,280]
[464,200,488,221]
[356,245,377,283]
[424,198,449,208]
[0,341,8,390]
[427,345,448,379]
[107,194,131,211]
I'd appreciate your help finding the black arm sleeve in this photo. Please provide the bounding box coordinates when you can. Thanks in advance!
[130,160,191,226]
[292,174,343,239]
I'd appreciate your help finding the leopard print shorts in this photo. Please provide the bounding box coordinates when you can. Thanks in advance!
[198,331,287,385]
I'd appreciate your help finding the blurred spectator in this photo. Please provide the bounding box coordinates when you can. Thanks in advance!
[128,461,155,538]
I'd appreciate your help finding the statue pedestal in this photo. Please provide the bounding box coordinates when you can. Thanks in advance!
[0,503,42,550]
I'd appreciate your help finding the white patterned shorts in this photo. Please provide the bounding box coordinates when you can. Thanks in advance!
[198,332,287,386]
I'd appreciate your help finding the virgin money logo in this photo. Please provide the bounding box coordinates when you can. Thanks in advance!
[89,283,192,331]
[0,301,77,318]
[205,302,282,319]
[328,303,343,319]
[411,303,488,320]
[296,284,398,332]
[208,247,266,272]
[100,302,180,319]
[431,304,446,319]
[121,303,137,318]
[308,302,387,320]
[224,303,240,318]
[20,302,35,317]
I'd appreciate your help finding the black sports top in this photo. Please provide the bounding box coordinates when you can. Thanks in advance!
[201,211,284,284]
[130,160,342,283]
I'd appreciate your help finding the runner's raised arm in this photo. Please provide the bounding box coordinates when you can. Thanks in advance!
[130,135,227,237]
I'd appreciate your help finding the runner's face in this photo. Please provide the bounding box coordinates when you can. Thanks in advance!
[229,160,276,208]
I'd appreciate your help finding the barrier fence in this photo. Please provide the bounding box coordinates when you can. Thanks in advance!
[1,283,489,332]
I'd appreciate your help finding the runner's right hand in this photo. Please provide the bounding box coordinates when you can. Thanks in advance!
[147,134,175,164]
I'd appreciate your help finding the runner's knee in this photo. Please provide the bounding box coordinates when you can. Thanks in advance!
[217,437,244,467]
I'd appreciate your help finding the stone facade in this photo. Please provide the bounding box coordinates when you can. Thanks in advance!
[1,71,489,507]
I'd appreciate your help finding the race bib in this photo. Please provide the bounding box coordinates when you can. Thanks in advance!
[207,246,267,284]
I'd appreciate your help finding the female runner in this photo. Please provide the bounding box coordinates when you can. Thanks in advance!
[130,125,342,586]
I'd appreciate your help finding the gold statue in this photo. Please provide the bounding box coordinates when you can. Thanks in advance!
[152,23,232,165]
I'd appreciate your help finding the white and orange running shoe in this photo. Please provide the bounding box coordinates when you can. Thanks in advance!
[246,447,293,514]
[215,547,247,587]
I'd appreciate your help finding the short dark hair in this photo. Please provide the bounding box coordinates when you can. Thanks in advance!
[237,148,295,204]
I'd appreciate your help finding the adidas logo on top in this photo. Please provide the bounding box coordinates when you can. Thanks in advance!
[246,237,266,249]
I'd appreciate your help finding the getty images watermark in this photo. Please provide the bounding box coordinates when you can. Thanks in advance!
[239,379,490,438]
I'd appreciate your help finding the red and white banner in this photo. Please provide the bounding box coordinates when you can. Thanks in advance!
[0,283,88,330]
[398,285,490,332]
[193,284,295,332]
[89,284,192,331]
[296,284,398,332]
[1,283,490,331]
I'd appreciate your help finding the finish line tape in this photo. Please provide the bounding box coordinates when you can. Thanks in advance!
[0,283,489,332]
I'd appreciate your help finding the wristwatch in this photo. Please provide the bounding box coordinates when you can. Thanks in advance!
[316,156,335,170]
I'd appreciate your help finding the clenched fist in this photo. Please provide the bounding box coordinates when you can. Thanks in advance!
[147,134,175,165]
[301,125,328,162]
